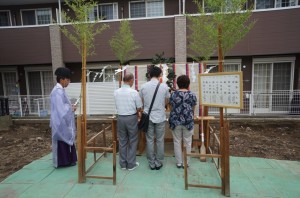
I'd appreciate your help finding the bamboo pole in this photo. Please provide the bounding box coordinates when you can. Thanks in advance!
[224,121,230,196]
[77,115,84,183]
[81,34,87,161]
[113,141,116,185]
[119,65,122,88]
[218,24,224,129]
[218,24,229,196]
[81,118,86,182]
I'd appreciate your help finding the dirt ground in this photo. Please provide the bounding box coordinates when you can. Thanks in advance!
[0,119,299,182]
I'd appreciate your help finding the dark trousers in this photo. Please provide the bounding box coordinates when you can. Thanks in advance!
[57,140,77,167]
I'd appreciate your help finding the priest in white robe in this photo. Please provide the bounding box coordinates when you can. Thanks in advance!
[50,67,77,168]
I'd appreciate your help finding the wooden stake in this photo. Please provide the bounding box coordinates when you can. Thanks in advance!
[77,115,83,183]
[183,145,188,190]
[113,141,116,185]
[200,106,206,162]
[224,121,230,196]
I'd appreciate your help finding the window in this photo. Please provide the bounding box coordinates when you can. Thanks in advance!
[253,60,293,93]
[87,68,115,82]
[205,62,241,73]
[25,68,52,114]
[0,70,18,97]
[21,8,52,25]
[253,57,294,112]
[276,0,297,7]
[129,0,164,18]
[90,3,118,21]
[255,0,298,9]
[99,3,118,20]
[130,2,146,18]
[204,0,246,13]
[0,75,3,96]
[26,70,52,96]
[36,9,52,24]
[0,11,11,26]
[147,0,164,17]
[256,0,275,9]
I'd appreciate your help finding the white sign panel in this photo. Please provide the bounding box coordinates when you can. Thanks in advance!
[199,72,243,109]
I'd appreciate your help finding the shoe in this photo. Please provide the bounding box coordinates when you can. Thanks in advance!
[128,162,139,171]
[182,164,189,168]
[149,165,156,170]
[176,164,182,169]
[155,164,163,170]
[121,167,127,170]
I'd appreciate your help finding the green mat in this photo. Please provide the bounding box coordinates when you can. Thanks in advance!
[1,153,299,198]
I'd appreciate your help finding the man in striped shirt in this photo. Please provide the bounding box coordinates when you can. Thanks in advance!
[114,73,142,171]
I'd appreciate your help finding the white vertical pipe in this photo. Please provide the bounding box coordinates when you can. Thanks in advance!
[19,97,23,117]
[179,0,181,14]
[58,0,62,24]
[183,0,185,14]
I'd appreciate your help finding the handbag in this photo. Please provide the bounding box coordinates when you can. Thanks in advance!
[138,83,160,132]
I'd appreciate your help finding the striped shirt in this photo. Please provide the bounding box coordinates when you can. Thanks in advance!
[140,78,170,123]
[114,84,142,116]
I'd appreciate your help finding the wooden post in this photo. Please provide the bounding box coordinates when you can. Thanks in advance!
[224,121,230,196]
[204,106,209,150]
[220,126,225,194]
[93,138,96,162]
[135,65,138,90]
[218,23,230,196]
[111,118,117,143]
[113,141,116,185]
[102,124,107,157]
[81,118,86,182]
[217,24,224,131]
[183,145,188,190]
[77,115,84,183]
[81,34,87,160]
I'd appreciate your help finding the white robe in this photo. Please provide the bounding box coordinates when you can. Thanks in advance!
[50,83,76,167]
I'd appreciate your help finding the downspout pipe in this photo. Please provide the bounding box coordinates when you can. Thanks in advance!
[58,0,62,24]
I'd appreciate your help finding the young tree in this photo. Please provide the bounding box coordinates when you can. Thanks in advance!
[60,0,108,113]
[110,20,141,65]
[188,0,256,123]
[188,1,256,195]
[109,20,141,87]
[151,52,176,90]
[60,0,109,182]
[188,0,255,71]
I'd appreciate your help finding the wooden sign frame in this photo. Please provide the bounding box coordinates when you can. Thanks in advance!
[199,72,243,109]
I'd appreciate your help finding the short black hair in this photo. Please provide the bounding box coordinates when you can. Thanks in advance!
[177,75,190,89]
[149,66,162,78]
[55,67,71,82]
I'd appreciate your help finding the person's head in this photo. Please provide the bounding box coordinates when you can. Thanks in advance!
[149,66,162,78]
[123,73,134,87]
[177,75,190,89]
[55,67,71,88]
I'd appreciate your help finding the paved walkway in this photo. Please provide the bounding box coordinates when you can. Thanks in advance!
[0,153,299,198]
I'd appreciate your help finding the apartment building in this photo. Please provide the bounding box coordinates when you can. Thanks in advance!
[0,0,299,114]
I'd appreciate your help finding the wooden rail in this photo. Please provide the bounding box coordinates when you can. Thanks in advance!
[77,115,117,185]
[184,117,230,196]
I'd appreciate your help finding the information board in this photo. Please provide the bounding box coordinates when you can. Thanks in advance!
[199,72,243,109]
